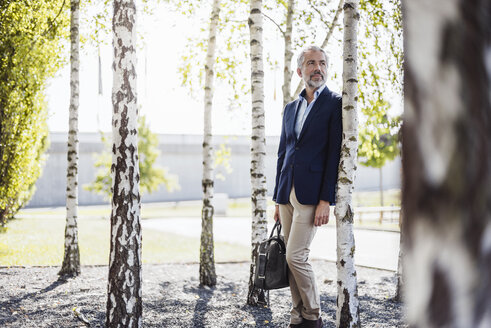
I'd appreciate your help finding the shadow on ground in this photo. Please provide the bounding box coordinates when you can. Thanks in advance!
[0,262,405,327]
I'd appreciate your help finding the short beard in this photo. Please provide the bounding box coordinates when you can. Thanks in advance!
[305,78,325,89]
[304,71,325,89]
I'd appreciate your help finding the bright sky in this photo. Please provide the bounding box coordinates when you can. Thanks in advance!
[45,2,400,137]
[45,4,295,136]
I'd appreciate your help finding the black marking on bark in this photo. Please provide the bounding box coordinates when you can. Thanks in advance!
[339,288,353,328]
[455,0,490,258]
[339,177,352,184]
[340,259,346,267]
[202,179,214,193]
[247,243,266,306]
[342,205,354,224]
[344,3,354,10]
[429,266,451,326]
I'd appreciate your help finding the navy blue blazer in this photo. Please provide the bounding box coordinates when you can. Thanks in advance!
[273,86,342,205]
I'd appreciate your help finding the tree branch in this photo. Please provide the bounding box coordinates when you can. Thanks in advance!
[320,0,343,49]
[262,12,285,36]
[42,0,67,38]
[223,18,248,23]
[307,0,330,28]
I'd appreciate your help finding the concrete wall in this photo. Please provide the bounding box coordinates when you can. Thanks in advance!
[27,132,401,207]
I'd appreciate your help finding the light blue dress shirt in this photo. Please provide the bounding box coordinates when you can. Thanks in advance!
[295,84,326,139]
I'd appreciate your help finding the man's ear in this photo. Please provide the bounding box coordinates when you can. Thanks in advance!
[297,67,302,78]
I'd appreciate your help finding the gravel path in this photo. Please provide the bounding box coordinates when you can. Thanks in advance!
[0,261,405,327]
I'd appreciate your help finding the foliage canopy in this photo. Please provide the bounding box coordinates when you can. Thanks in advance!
[176,0,403,170]
[357,0,402,168]
[0,0,69,225]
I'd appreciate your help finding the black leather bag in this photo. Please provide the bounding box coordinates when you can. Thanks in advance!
[254,221,289,290]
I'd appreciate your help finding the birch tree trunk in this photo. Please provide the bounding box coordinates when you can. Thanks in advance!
[379,167,383,206]
[281,0,294,108]
[246,0,268,306]
[199,0,220,287]
[334,1,360,327]
[394,210,403,302]
[402,0,491,326]
[59,0,81,278]
[106,0,142,327]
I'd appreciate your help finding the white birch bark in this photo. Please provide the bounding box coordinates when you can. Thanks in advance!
[199,0,220,287]
[247,0,268,306]
[394,210,403,302]
[334,1,360,327]
[59,0,81,277]
[281,0,294,109]
[292,0,344,98]
[402,0,491,326]
[106,0,142,327]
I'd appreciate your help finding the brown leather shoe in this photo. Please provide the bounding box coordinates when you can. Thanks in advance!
[301,317,323,328]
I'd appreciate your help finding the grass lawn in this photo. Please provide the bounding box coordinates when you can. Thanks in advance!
[2,190,400,266]
[353,189,400,207]
[0,216,250,267]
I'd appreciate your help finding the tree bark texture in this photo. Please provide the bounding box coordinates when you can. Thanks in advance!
[394,210,403,302]
[282,0,294,108]
[334,1,360,327]
[379,167,383,207]
[247,0,269,306]
[200,0,220,287]
[59,0,81,277]
[106,0,142,327]
[402,0,491,326]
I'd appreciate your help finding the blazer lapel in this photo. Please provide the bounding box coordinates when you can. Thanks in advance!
[287,99,301,140]
[297,87,329,141]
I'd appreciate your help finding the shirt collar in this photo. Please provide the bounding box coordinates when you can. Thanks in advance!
[298,84,326,102]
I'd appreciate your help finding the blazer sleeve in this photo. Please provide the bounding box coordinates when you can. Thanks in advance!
[320,96,342,204]
[273,105,288,202]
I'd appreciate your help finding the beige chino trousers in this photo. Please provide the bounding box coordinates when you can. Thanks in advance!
[279,186,321,324]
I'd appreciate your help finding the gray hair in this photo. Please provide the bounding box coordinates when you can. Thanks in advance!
[296,45,329,69]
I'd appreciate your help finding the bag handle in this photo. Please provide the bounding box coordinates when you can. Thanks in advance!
[269,220,282,239]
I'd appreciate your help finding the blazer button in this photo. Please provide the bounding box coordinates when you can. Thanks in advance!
[295,146,299,150]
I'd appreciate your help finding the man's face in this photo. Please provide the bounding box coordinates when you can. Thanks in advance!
[297,50,327,89]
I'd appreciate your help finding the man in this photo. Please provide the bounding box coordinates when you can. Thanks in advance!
[273,45,342,328]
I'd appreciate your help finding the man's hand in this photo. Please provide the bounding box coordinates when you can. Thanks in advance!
[274,204,281,223]
[314,200,330,226]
